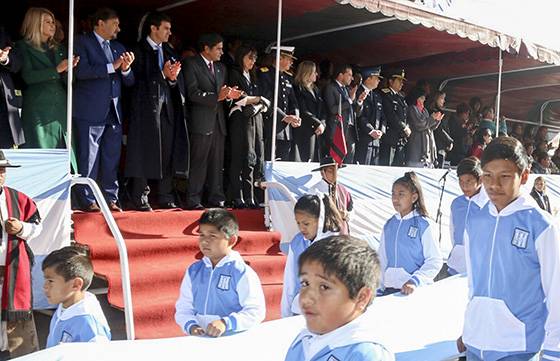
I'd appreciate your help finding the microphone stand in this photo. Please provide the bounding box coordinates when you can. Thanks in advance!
[436,168,451,244]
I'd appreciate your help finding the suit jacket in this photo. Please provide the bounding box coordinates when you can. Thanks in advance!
[323,80,359,145]
[530,189,551,213]
[293,84,325,139]
[125,39,189,179]
[73,32,134,124]
[0,28,24,146]
[381,88,408,147]
[355,86,386,147]
[183,54,226,135]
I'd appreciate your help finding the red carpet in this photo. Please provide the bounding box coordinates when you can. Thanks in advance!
[72,209,285,339]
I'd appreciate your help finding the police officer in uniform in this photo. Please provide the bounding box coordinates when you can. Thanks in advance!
[258,46,300,161]
[355,66,386,165]
[379,69,410,166]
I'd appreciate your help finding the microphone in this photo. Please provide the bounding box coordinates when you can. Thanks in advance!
[439,168,451,182]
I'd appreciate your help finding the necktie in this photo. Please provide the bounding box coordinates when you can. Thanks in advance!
[208,61,214,76]
[157,45,164,70]
[102,40,114,63]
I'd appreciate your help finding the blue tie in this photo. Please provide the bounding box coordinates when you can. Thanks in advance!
[103,41,114,63]
[157,45,164,70]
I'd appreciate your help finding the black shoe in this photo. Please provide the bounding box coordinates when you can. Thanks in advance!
[187,203,205,210]
[247,202,259,209]
[207,201,225,208]
[159,202,178,209]
[233,200,247,209]
[129,200,152,211]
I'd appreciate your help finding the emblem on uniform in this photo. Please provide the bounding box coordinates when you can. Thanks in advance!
[60,331,73,343]
[511,228,529,249]
[327,356,340,361]
[408,226,418,238]
[217,274,231,291]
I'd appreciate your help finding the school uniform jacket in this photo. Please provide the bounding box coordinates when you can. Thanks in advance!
[175,251,266,335]
[46,292,111,348]
[378,210,443,290]
[284,313,394,361]
[463,194,560,361]
[447,188,488,274]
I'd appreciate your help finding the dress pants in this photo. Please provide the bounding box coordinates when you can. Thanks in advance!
[355,137,380,165]
[75,106,121,206]
[342,125,356,164]
[130,108,175,205]
[292,132,319,162]
[187,121,225,207]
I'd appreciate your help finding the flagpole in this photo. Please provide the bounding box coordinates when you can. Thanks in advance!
[495,48,503,135]
[271,0,283,164]
[66,0,75,174]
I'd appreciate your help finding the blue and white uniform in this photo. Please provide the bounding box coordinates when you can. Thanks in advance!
[378,210,443,290]
[281,232,311,317]
[175,250,266,335]
[463,194,560,361]
[284,313,394,361]
[46,292,111,348]
[447,188,488,274]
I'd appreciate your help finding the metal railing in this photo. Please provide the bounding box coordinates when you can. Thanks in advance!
[70,176,135,340]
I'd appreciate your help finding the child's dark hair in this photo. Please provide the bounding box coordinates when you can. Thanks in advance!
[457,156,482,179]
[294,194,343,233]
[393,171,429,217]
[481,136,529,173]
[199,208,239,239]
[42,245,93,291]
[298,235,380,305]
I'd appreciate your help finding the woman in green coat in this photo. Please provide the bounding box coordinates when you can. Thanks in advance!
[17,7,78,158]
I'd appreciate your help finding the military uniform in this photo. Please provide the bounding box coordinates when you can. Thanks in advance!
[380,86,408,166]
[355,86,386,165]
[258,66,299,161]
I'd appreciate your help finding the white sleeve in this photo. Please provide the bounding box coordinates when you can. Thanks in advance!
[448,207,455,248]
[281,247,297,317]
[378,230,387,291]
[222,267,266,332]
[464,229,474,299]
[17,220,42,242]
[410,222,443,286]
[174,269,198,335]
[535,225,560,360]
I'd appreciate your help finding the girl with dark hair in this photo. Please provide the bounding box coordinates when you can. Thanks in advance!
[406,87,443,167]
[469,127,492,159]
[448,157,488,275]
[531,177,552,213]
[227,45,268,209]
[281,194,342,317]
[378,171,443,295]
[427,91,454,167]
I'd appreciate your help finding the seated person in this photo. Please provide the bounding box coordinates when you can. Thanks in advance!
[175,209,266,337]
[284,235,394,361]
[43,245,111,347]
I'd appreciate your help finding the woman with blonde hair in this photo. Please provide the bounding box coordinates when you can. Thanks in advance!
[293,60,326,162]
[16,7,78,163]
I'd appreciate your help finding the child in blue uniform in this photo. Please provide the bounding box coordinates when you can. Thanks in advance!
[378,171,443,295]
[284,235,394,361]
[43,245,111,347]
[463,137,560,361]
[281,194,342,317]
[175,209,266,337]
[448,156,487,275]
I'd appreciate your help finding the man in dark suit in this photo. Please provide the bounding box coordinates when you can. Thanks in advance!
[323,64,365,164]
[0,27,24,149]
[124,12,188,211]
[73,8,135,211]
[183,33,241,209]
[379,69,410,166]
[355,66,386,165]
[258,46,301,161]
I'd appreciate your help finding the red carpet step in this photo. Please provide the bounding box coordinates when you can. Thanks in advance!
[72,209,285,339]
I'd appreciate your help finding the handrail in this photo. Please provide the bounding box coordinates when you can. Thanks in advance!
[70,176,135,340]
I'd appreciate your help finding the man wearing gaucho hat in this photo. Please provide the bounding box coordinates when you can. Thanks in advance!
[379,69,410,166]
[0,151,42,357]
[258,46,301,161]
[310,155,353,234]
[355,66,386,166]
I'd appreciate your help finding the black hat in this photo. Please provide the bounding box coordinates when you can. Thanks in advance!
[361,66,383,79]
[0,150,20,168]
[386,68,406,81]
[311,155,346,172]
